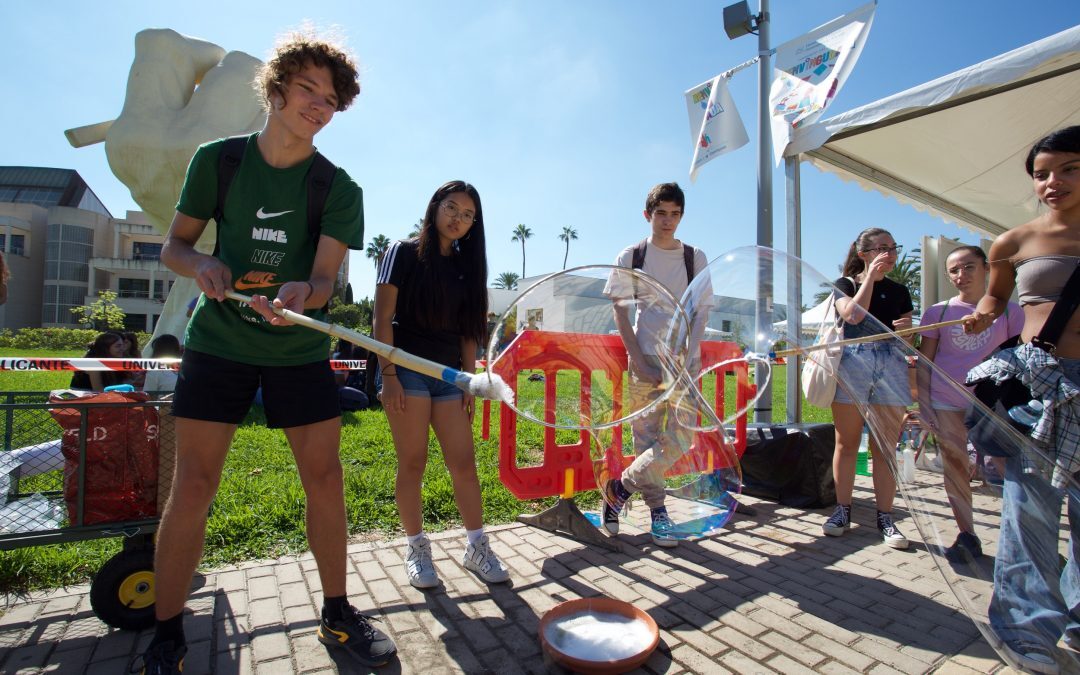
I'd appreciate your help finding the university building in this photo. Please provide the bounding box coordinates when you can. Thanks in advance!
[0,166,176,332]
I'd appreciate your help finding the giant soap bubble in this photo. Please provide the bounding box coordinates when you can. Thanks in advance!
[486,266,754,540]
[684,246,1080,672]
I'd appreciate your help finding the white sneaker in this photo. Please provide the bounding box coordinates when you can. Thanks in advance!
[876,512,909,550]
[404,536,439,589]
[463,534,510,583]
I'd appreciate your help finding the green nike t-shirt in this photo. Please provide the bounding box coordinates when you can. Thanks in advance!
[176,133,364,366]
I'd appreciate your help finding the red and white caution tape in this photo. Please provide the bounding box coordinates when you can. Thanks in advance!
[0,358,367,372]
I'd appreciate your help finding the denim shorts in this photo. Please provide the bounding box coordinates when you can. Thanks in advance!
[833,342,912,407]
[381,365,461,401]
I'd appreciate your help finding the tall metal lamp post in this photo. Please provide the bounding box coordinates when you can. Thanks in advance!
[723,0,774,424]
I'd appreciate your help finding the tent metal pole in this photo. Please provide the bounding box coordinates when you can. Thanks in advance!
[785,155,802,424]
[754,0,774,424]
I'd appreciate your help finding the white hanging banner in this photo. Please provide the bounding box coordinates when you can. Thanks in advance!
[685,74,749,182]
[770,1,876,164]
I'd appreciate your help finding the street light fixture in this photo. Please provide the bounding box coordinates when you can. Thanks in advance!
[723,0,775,423]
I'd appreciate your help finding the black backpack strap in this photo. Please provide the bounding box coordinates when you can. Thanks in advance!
[1031,260,1080,354]
[212,135,249,257]
[305,151,336,244]
[304,152,337,312]
[683,243,695,283]
[630,239,648,270]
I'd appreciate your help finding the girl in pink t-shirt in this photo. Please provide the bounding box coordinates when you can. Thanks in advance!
[917,246,1022,562]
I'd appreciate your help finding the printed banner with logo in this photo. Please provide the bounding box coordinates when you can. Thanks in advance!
[685,74,749,182]
[770,1,876,164]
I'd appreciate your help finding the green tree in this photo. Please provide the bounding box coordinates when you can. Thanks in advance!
[344,282,354,305]
[494,271,520,290]
[558,226,578,270]
[511,224,532,278]
[355,296,374,332]
[365,234,391,269]
[70,290,126,330]
[409,219,422,238]
[887,248,922,313]
[326,298,365,329]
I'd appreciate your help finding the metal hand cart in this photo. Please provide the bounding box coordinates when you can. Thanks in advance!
[0,390,175,630]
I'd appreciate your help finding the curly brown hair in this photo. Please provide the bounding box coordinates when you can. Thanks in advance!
[256,29,360,112]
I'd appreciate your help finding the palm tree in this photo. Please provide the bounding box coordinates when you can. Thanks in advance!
[409,219,422,238]
[558,226,578,270]
[494,271,520,290]
[365,234,391,268]
[511,224,532,277]
[887,248,922,313]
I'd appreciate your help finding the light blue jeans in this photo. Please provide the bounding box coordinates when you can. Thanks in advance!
[989,357,1080,649]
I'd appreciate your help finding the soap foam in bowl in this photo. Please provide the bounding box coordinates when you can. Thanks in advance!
[539,597,659,674]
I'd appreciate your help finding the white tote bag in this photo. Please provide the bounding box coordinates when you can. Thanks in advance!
[801,284,846,407]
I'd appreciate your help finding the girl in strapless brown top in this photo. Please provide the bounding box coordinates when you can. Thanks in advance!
[964,127,1080,356]
[962,126,1080,674]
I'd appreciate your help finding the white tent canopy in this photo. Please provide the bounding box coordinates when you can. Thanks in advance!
[784,24,1080,238]
[773,297,831,333]
[779,24,1080,422]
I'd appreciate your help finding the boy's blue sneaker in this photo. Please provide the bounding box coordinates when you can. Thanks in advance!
[650,507,678,548]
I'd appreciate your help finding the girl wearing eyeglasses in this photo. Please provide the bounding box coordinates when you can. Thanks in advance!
[373,180,510,590]
[821,227,915,549]
[917,246,1022,563]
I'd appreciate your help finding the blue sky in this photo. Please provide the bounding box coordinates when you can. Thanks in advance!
[3,1,1079,307]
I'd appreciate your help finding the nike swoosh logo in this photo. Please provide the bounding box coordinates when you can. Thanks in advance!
[234,280,280,290]
[256,207,294,220]
[320,626,349,644]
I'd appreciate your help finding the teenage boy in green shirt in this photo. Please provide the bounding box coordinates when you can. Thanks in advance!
[144,32,396,673]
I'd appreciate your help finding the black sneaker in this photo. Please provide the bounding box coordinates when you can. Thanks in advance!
[822,504,850,536]
[602,479,629,535]
[318,605,397,667]
[876,511,909,550]
[944,531,983,563]
[133,640,186,675]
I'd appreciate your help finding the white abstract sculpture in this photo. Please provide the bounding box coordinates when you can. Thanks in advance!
[66,28,266,340]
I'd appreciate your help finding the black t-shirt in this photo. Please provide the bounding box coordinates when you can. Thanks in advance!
[70,370,123,391]
[377,239,468,368]
[834,276,913,338]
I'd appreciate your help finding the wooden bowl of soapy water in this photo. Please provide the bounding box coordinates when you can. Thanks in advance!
[539,597,660,674]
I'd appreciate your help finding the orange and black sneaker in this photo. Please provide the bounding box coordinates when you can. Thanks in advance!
[317,604,396,667]
[135,640,186,674]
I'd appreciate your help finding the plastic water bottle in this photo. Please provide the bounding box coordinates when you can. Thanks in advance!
[1007,400,1043,429]
[900,442,916,483]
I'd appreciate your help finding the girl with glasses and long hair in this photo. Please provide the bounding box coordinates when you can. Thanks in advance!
[821,227,915,549]
[374,180,509,590]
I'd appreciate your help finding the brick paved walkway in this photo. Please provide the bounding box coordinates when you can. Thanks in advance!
[0,471,1024,674]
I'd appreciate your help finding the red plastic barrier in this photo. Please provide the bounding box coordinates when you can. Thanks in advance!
[49,391,160,526]
[491,331,754,501]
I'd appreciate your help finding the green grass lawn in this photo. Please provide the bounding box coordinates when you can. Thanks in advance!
[0,351,831,593]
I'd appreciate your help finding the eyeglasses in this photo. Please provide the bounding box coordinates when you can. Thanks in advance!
[440,200,475,224]
[947,263,980,276]
[862,245,903,256]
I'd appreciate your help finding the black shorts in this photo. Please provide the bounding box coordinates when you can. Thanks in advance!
[173,349,340,429]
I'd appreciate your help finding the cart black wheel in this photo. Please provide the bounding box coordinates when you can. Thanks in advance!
[90,548,156,631]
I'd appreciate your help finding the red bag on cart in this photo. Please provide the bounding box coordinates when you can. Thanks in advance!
[49,390,159,525]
